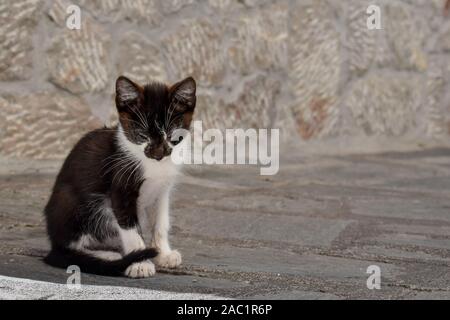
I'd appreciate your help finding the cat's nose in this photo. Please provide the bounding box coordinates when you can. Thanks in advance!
[144,145,161,160]
[149,150,164,161]
[147,152,163,161]
[145,143,171,161]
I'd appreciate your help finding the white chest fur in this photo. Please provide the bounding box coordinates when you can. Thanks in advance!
[116,126,180,225]
[138,158,178,207]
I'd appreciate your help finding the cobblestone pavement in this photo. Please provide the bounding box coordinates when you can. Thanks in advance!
[1,147,450,299]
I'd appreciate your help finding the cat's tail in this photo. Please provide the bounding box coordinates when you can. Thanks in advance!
[43,247,158,277]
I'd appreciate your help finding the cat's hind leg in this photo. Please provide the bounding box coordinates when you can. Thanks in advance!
[69,234,123,261]
[69,232,154,277]
[71,196,124,261]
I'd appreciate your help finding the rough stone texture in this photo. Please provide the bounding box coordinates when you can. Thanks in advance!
[385,3,429,72]
[0,0,450,159]
[0,93,101,159]
[117,32,167,85]
[161,0,195,14]
[2,148,450,299]
[227,2,288,75]
[162,18,225,86]
[424,55,449,138]
[207,0,235,11]
[47,1,111,94]
[0,0,41,81]
[77,0,162,26]
[288,0,341,139]
[196,75,281,130]
[207,0,268,11]
[345,73,422,136]
[440,24,450,51]
[345,0,396,76]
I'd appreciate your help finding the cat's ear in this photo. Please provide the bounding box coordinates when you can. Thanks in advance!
[170,77,196,111]
[115,76,142,111]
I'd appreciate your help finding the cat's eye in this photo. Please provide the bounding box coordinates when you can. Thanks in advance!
[137,133,147,141]
[171,136,183,146]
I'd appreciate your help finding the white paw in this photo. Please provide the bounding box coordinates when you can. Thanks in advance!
[154,250,182,268]
[124,260,155,278]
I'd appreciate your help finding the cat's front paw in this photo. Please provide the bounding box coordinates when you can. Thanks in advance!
[124,260,155,278]
[154,250,182,268]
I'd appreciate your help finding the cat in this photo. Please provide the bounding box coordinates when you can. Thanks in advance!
[43,75,196,278]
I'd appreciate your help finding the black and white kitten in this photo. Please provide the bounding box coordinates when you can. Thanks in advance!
[44,76,196,278]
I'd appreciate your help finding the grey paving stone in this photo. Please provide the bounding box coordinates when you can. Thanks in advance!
[1,148,450,299]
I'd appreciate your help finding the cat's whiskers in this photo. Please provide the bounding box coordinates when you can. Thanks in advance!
[154,120,164,135]
[125,160,142,188]
[101,152,132,170]
[125,118,146,128]
[103,160,135,180]
[125,101,149,130]
[114,160,139,186]
[134,107,149,130]
[164,99,177,131]
[112,156,140,185]
[84,195,106,238]
[102,155,136,176]
[167,113,183,134]
[164,99,173,130]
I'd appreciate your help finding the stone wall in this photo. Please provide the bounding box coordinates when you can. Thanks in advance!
[0,0,449,159]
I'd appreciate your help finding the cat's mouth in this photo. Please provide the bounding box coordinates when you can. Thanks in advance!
[145,150,172,161]
[150,154,164,161]
[143,142,172,161]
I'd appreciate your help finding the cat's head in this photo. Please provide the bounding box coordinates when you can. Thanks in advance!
[115,76,196,161]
